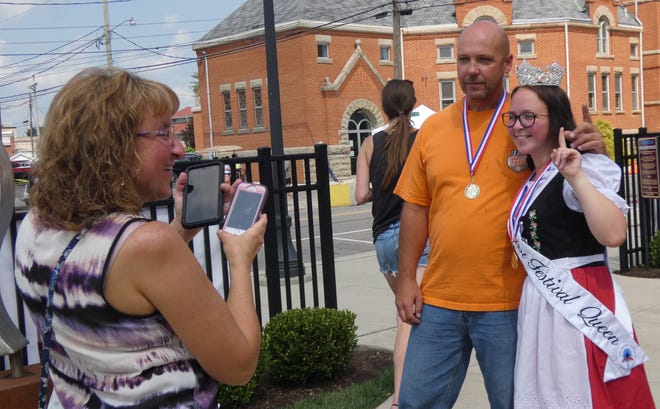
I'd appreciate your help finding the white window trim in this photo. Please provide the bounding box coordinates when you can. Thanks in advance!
[252,85,264,130]
[596,17,611,58]
[316,34,332,63]
[614,71,623,112]
[236,88,248,131]
[629,38,640,60]
[515,34,537,59]
[601,71,610,113]
[631,73,640,112]
[435,38,455,64]
[587,71,598,112]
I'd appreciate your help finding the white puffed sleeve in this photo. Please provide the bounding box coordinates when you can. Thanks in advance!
[562,153,629,215]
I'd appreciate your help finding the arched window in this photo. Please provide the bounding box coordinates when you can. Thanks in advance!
[597,17,609,55]
[347,109,374,174]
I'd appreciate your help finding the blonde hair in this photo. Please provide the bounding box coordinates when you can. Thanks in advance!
[31,67,179,230]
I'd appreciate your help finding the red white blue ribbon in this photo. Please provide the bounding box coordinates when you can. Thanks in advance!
[462,92,507,177]
[507,161,555,242]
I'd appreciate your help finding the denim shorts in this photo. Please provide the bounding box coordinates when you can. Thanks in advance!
[374,220,429,276]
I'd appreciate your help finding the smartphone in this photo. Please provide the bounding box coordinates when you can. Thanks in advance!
[222,182,268,235]
[182,162,223,228]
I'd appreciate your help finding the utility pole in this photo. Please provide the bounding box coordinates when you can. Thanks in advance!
[28,93,34,158]
[392,1,403,79]
[31,77,39,139]
[103,0,112,67]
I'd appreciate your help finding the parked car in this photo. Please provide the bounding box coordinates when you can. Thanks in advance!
[172,152,203,182]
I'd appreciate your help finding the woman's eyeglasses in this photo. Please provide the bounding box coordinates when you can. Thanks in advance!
[501,112,549,128]
[136,128,173,143]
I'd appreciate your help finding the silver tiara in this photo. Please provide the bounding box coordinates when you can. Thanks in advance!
[515,60,564,86]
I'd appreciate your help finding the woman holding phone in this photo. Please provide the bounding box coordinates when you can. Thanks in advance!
[14,67,266,409]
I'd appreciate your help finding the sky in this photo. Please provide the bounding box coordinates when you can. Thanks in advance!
[0,0,245,134]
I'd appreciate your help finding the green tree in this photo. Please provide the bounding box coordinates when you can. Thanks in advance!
[190,72,199,100]
[25,126,38,137]
[182,121,195,151]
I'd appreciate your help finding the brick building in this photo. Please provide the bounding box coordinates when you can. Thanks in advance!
[192,0,659,176]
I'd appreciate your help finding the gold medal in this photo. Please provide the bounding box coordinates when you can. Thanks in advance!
[511,252,519,269]
[465,183,480,199]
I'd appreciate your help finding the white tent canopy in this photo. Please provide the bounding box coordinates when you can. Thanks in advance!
[371,104,436,135]
[410,104,435,129]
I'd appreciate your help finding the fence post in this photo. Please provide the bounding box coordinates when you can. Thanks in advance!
[257,147,282,317]
[314,144,337,309]
[614,128,630,272]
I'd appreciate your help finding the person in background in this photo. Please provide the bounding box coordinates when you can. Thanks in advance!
[14,67,266,409]
[355,79,428,408]
[505,71,655,408]
[393,20,606,409]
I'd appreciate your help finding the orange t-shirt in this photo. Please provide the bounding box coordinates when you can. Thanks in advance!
[395,100,529,311]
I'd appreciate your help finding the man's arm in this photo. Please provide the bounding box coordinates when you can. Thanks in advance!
[566,104,606,154]
[396,202,429,325]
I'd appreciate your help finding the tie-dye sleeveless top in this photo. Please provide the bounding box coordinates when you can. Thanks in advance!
[14,211,218,408]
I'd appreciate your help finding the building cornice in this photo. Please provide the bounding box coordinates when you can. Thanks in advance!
[193,20,395,51]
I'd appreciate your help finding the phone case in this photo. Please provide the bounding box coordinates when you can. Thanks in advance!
[182,162,224,229]
[222,182,268,235]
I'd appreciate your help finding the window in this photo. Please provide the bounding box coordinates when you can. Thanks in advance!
[315,34,332,63]
[437,45,453,60]
[253,87,263,128]
[631,74,639,111]
[515,34,536,58]
[435,39,455,63]
[317,43,329,58]
[222,91,232,130]
[614,72,623,111]
[601,73,610,111]
[630,43,639,59]
[518,40,534,56]
[237,89,248,130]
[587,72,597,110]
[597,17,609,55]
[439,79,455,109]
[380,45,391,61]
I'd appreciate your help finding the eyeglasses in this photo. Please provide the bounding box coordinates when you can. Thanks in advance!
[136,128,171,142]
[501,112,550,128]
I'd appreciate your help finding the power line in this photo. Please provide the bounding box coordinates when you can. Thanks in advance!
[0,0,131,5]
[1,30,209,44]
[0,18,222,31]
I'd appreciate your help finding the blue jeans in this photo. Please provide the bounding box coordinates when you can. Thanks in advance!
[374,221,429,275]
[399,305,518,409]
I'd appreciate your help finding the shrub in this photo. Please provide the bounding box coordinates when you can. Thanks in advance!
[215,340,269,408]
[595,119,615,160]
[649,231,660,268]
[263,307,357,385]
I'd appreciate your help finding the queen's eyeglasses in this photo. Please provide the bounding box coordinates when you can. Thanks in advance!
[501,112,549,129]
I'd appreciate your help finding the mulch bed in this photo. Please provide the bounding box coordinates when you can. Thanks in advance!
[614,267,660,279]
[239,345,393,409]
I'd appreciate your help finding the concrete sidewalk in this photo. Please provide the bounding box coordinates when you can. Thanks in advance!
[335,250,660,408]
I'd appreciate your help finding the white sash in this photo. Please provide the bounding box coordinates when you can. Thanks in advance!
[513,236,648,381]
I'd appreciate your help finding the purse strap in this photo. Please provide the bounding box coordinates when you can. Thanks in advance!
[38,223,93,409]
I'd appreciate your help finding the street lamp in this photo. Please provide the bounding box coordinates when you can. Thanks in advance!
[102,0,135,68]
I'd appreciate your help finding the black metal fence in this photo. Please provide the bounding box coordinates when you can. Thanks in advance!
[614,128,660,271]
[2,144,337,369]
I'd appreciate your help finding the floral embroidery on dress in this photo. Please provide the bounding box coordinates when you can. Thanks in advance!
[528,209,541,252]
